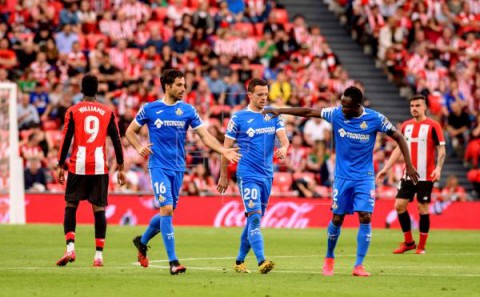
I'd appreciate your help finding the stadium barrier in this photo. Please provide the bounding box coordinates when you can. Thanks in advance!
[11,194,480,229]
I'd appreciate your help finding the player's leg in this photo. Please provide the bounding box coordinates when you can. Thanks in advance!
[157,171,185,275]
[323,177,351,276]
[235,178,252,273]
[352,179,375,277]
[257,177,274,274]
[393,179,416,254]
[416,182,433,254]
[57,172,85,266]
[89,174,109,267]
[133,213,161,268]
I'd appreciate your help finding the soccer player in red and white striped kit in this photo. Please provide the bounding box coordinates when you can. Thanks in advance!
[55,74,126,267]
[377,94,446,254]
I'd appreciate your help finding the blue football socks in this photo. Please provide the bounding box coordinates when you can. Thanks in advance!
[236,224,251,262]
[326,221,341,258]
[160,215,177,262]
[355,223,372,267]
[247,213,265,265]
[141,214,161,245]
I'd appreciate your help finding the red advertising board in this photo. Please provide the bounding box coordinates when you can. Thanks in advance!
[23,194,480,229]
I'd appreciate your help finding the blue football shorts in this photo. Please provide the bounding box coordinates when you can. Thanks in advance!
[331,177,375,215]
[149,168,184,209]
[237,176,273,216]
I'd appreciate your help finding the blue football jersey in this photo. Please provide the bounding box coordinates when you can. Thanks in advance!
[321,107,395,180]
[225,107,285,179]
[135,100,203,171]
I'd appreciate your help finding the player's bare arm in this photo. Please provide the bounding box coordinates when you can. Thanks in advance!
[390,130,420,184]
[194,126,241,163]
[275,129,289,160]
[431,145,446,182]
[376,146,401,181]
[125,120,154,157]
[262,107,322,119]
[217,137,235,194]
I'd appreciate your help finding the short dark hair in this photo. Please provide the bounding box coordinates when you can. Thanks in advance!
[160,69,185,92]
[247,78,268,93]
[81,74,98,97]
[343,86,363,105]
[409,94,427,102]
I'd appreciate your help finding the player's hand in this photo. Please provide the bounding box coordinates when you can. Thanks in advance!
[56,166,65,185]
[376,168,388,182]
[406,164,420,184]
[137,143,154,157]
[221,147,241,163]
[217,175,229,194]
[430,167,442,182]
[275,147,287,159]
[117,164,127,186]
[261,108,280,120]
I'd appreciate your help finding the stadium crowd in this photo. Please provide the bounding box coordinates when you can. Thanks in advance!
[0,0,472,200]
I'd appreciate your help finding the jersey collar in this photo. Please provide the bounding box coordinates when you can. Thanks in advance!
[247,105,262,113]
[159,98,182,106]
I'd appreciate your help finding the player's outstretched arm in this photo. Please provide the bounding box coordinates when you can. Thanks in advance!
[275,129,289,160]
[217,137,236,194]
[125,120,153,157]
[262,107,322,119]
[390,130,420,184]
[194,126,241,163]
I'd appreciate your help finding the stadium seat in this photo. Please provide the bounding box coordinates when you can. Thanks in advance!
[20,130,33,140]
[314,186,330,198]
[273,172,293,192]
[146,20,163,32]
[254,23,264,36]
[78,34,86,50]
[234,23,255,36]
[154,7,168,21]
[292,172,315,182]
[126,48,141,58]
[42,120,59,131]
[86,34,109,50]
[272,9,288,24]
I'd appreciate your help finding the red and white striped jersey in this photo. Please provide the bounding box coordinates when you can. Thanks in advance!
[401,118,445,181]
[58,101,124,175]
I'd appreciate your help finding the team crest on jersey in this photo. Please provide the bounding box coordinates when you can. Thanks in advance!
[175,108,183,116]
[158,195,165,203]
[332,202,338,210]
[248,200,255,208]
[360,121,368,130]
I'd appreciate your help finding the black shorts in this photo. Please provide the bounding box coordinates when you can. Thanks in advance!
[396,179,433,203]
[65,172,109,206]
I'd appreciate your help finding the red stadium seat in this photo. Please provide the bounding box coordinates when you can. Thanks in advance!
[254,23,264,36]
[272,9,288,24]
[86,34,109,50]
[154,7,168,21]
[78,34,86,50]
[234,22,255,36]
[42,120,59,131]
[293,172,315,182]
[273,172,293,192]
[146,20,163,32]
[126,48,141,58]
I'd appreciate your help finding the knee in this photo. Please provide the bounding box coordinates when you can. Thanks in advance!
[418,203,429,215]
[358,212,371,224]
[66,202,78,209]
[160,205,174,216]
[331,215,344,226]
[395,202,407,213]
[92,204,105,212]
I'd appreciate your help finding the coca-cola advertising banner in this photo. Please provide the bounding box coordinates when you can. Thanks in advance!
[23,194,480,229]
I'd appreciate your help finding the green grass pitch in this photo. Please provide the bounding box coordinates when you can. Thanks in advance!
[1,225,479,297]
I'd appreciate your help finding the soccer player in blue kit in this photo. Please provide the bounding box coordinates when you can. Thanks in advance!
[125,69,241,274]
[217,78,290,274]
[263,86,419,276]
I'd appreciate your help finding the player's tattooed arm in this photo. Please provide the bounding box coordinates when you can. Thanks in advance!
[431,145,446,182]
[125,120,154,157]
[217,137,236,194]
[262,107,322,119]
[390,130,420,184]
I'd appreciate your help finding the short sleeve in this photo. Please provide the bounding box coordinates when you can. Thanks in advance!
[320,107,337,123]
[377,112,396,134]
[134,104,148,126]
[432,121,446,145]
[189,106,204,130]
[275,116,285,132]
[225,116,238,140]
